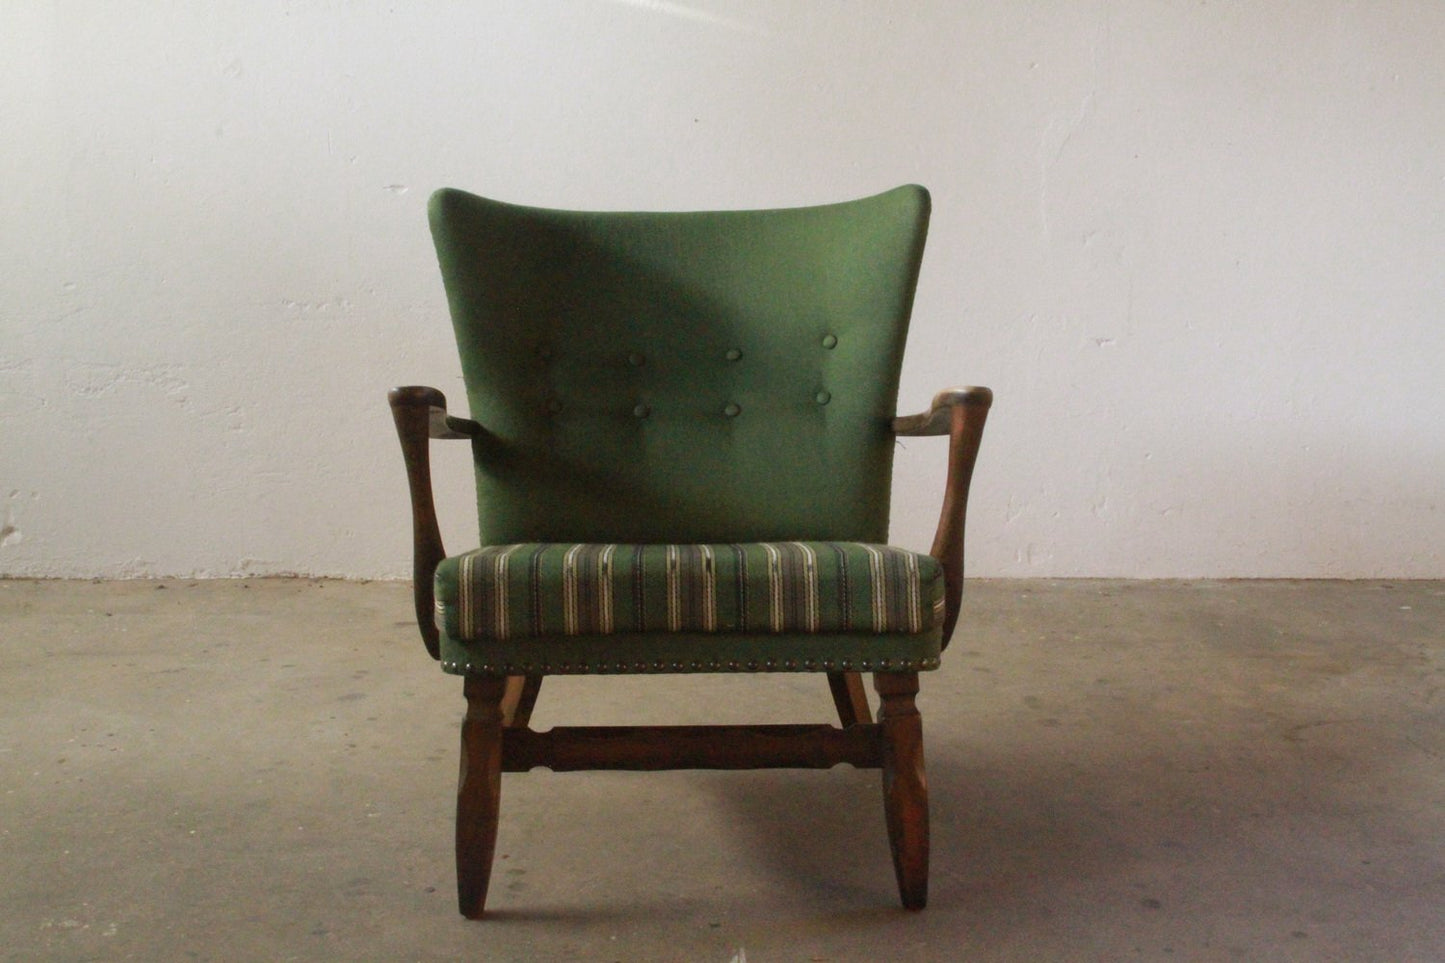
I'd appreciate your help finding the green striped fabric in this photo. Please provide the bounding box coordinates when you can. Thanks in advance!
[436,542,943,641]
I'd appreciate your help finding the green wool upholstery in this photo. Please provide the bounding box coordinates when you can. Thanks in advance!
[437,542,944,640]
[427,186,941,677]
[428,185,930,546]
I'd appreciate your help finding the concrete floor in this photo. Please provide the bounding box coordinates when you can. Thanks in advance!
[2,579,1443,962]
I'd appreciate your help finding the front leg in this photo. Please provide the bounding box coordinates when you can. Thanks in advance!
[457,675,507,918]
[875,671,929,909]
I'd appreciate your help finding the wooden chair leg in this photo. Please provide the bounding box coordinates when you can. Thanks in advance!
[828,670,872,726]
[501,674,543,728]
[457,675,507,919]
[875,671,929,910]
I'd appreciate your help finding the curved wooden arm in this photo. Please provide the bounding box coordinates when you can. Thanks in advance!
[892,386,993,437]
[388,385,479,659]
[893,387,993,647]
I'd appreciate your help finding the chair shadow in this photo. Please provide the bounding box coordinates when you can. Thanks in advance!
[702,724,1306,930]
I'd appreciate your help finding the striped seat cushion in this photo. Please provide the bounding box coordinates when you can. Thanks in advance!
[435,542,944,641]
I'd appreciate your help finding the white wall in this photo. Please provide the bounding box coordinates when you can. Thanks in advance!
[3,1,1442,579]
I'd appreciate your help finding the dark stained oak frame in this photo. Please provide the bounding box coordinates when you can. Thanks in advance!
[389,383,991,919]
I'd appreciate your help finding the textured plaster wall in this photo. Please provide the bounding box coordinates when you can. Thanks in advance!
[2,1,1442,579]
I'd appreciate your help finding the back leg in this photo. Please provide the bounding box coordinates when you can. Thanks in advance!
[502,674,543,728]
[827,670,872,726]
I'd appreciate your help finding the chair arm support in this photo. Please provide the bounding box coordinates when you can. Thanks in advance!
[388,385,479,659]
[390,384,485,439]
[892,387,993,646]
[891,386,993,437]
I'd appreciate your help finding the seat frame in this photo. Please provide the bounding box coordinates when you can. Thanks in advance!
[390,383,990,918]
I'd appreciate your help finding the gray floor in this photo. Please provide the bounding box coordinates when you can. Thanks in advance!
[2,579,1443,962]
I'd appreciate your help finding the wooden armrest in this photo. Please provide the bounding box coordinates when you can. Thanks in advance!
[389,385,483,439]
[893,386,993,647]
[892,386,994,436]
[388,385,480,659]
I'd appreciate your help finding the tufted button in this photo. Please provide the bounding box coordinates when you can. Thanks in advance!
[723,402,741,417]
[815,390,831,405]
[725,348,742,362]
[821,334,838,349]
[633,403,650,418]
[627,352,646,367]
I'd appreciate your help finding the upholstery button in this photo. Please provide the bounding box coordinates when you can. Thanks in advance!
[546,398,563,414]
[815,390,831,405]
[627,352,646,367]
[821,334,838,349]
[725,348,742,361]
[723,402,741,417]
[633,403,650,418]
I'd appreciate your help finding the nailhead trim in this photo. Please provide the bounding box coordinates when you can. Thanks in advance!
[441,656,941,675]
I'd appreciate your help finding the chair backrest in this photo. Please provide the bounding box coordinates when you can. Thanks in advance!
[428,185,931,546]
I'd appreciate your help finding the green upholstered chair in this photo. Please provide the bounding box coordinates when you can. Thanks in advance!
[389,185,992,918]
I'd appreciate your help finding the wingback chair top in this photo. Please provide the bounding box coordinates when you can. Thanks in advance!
[390,184,992,920]
[428,184,928,547]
